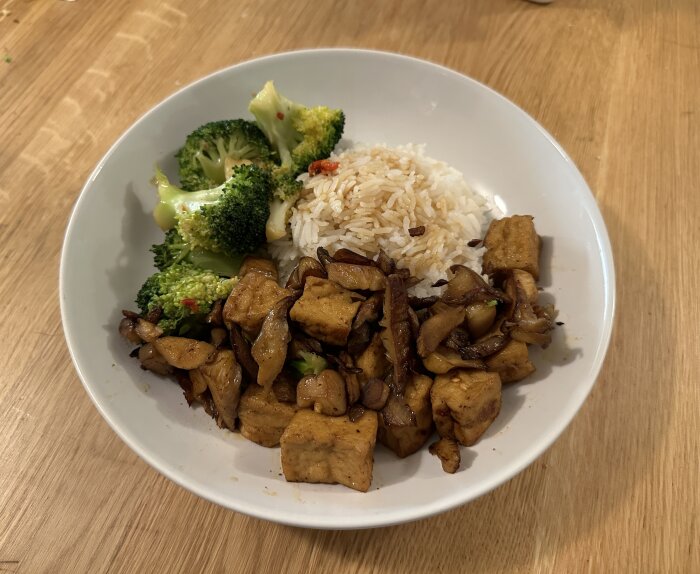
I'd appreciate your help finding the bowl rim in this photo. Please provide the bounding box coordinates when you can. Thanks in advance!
[60,47,616,529]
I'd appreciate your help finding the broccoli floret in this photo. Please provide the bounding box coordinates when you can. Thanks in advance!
[248,82,344,240]
[150,228,243,277]
[152,163,273,255]
[176,119,274,191]
[290,351,328,377]
[249,81,344,179]
[136,263,235,334]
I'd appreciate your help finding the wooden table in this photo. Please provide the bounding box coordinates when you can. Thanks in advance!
[1,0,698,572]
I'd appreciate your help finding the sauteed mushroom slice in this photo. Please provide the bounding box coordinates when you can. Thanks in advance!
[285,256,327,290]
[416,302,466,358]
[421,346,486,374]
[204,300,224,326]
[326,262,387,291]
[119,317,142,345]
[338,351,362,404]
[352,293,384,329]
[190,349,242,431]
[252,297,293,391]
[229,323,258,382]
[375,249,396,275]
[407,295,440,310]
[138,343,172,376]
[381,392,416,427]
[465,301,497,339]
[240,255,279,281]
[429,438,460,474]
[360,378,390,411]
[356,332,390,383]
[223,270,293,335]
[316,246,335,269]
[332,248,376,266]
[296,369,348,416]
[442,265,505,306]
[381,274,413,394]
[153,337,216,370]
[272,371,298,404]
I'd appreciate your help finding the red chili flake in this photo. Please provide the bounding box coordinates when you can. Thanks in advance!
[308,159,340,176]
[181,298,200,313]
[276,111,285,120]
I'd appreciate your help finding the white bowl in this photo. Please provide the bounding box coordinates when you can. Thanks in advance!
[60,49,615,529]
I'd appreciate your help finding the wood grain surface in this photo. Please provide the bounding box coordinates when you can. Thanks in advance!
[1,0,698,572]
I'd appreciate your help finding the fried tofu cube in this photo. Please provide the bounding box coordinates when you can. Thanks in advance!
[280,409,378,492]
[378,373,434,458]
[290,277,362,346]
[431,370,501,446]
[223,271,292,335]
[482,215,541,280]
[238,383,297,447]
[485,340,536,383]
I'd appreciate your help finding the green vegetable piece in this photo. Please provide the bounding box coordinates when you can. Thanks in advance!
[248,81,344,240]
[176,119,274,191]
[249,81,344,179]
[152,163,273,256]
[136,263,235,335]
[150,228,243,277]
[290,351,328,377]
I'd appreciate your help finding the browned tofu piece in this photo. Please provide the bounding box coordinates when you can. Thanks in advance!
[482,215,541,280]
[280,409,378,492]
[238,384,297,447]
[223,271,292,335]
[289,277,362,346]
[378,373,434,458]
[431,370,501,446]
[485,340,536,383]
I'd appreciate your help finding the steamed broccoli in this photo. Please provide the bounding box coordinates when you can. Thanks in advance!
[136,263,235,334]
[248,81,344,240]
[176,119,274,191]
[152,163,273,256]
[151,228,243,277]
[249,81,345,180]
[290,351,328,377]
[265,174,303,241]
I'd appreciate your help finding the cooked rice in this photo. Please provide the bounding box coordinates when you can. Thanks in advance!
[269,144,493,294]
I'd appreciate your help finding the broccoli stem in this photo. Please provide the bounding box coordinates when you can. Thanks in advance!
[152,167,226,230]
